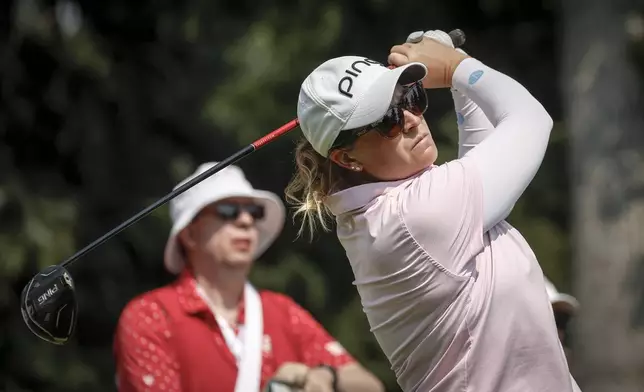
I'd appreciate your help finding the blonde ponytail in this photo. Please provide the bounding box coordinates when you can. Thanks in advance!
[284,139,334,239]
[286,138,362,240]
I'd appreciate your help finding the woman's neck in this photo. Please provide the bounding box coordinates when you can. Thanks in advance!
[331,164,380,192]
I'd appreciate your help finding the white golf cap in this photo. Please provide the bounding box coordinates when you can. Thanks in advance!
[297,56,427,157]
[544,277,579,314]
[163,162,285,274]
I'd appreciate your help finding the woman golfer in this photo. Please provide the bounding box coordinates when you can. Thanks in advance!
[286,30,581,392]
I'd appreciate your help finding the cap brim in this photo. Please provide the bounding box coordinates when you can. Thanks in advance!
[342,62,427,131]
[163,190,285,274]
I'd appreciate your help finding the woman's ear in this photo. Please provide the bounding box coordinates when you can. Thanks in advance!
[328,149,364,172]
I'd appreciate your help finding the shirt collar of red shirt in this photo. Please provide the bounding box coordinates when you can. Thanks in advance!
[173,268,247,325]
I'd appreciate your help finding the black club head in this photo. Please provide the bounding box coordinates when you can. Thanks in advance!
[20,265,78,345]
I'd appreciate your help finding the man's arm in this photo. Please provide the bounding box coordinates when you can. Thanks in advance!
[114,297,180,392]
[275,294,384,392]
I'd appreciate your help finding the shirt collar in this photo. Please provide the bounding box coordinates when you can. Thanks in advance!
[325,167,431,216]
[173,268,247,324]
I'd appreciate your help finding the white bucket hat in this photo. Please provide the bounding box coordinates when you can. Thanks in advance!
[544,277,579,314]
[163,162,285,274]
[297,55,427,157]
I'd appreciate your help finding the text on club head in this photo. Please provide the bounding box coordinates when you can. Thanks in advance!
[37,284,59,305]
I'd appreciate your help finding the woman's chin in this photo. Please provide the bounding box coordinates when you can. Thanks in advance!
[417,145,438,167]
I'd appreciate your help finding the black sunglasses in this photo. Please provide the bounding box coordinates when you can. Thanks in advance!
[330,81,428,150]
[211,203,265,221]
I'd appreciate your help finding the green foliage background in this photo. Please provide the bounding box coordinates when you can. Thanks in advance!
[2,0,629,390]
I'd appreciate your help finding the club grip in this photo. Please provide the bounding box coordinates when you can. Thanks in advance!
[388,29,466,70]
[406,29,466,48]
[448,29,466,48]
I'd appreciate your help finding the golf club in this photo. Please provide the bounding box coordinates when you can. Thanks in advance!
[19,118,299,345]
[20,29,466,345]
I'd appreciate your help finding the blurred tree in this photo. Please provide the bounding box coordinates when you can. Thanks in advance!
[562,0,644,390]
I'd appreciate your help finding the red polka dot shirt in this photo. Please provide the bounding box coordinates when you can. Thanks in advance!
[113,270,355,391]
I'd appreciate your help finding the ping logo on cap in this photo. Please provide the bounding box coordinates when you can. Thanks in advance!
[337,58,384,98]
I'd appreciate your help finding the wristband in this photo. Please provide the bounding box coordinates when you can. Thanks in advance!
[314,364,338,391]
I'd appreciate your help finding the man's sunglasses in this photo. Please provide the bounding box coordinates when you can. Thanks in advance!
[210,203,265,221]
[331,81,428,150]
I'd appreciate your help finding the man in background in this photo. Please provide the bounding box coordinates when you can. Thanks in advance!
[113,162,384,392]
[544,277,579,363]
